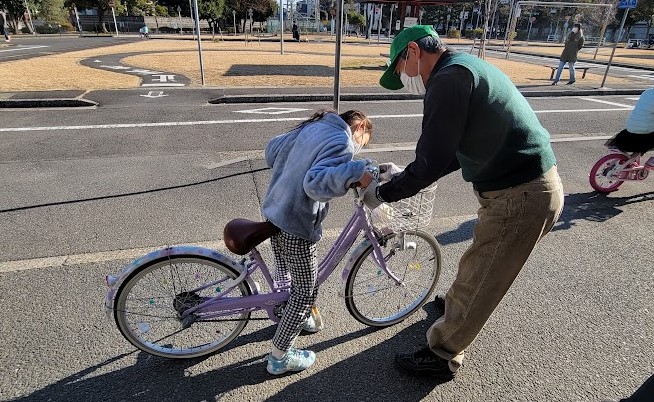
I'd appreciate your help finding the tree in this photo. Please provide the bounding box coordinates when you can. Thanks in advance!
[632,0,654,44]
[0,0,27,32]
[223,0,273,33]
[347,10,364,34]
[38,0,68,22]
[64,0,125,31]
[197,0,224,31]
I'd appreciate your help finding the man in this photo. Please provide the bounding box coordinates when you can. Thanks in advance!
[1,10,10,43]
[363,25,564,380]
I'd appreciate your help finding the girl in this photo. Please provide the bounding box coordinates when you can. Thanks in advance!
[605,88,654,166]
[261,109,373,375]
[552,23,585,85]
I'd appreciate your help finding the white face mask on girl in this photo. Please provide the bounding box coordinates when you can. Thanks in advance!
[400,54,426,96]
[572,27,579,33]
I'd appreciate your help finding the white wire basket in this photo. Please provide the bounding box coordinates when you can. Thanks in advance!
[368,183,438,233]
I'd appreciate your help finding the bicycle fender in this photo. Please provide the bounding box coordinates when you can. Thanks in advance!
[338,239,371,298]
[104,246,256,319]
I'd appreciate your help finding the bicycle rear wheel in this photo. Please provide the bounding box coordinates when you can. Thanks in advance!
[114,256,251,359]
[344,230,441,327]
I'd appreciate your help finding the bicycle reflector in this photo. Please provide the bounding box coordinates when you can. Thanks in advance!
[105,274,118,287]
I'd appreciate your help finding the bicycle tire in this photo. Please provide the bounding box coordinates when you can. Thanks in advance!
[344,230,442,327]
[589,153,629,192]
[114,255,252,359]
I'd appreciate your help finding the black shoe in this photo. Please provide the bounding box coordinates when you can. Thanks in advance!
[551,81,558,85]
[566,80,576,85]
[395,346,455,380]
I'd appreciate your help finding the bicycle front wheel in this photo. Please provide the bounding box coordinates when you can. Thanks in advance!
[344,230,441,327]
[589,153,628,192]
[114,256,251,359]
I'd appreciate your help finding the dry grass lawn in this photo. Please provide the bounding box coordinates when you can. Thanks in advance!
[0,38,645,91]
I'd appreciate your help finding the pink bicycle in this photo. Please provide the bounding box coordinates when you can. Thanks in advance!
[589,149,654,192]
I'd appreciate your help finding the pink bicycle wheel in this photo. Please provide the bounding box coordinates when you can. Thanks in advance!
[589,153,629,193]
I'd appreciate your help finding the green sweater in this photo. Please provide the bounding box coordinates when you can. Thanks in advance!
[446,52,555,191]
[379,51,556,200]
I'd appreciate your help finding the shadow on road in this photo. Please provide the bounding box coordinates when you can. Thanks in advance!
[267,298,450,401]
[16,301,448,401]
[431,191,654,246]
[553,190,654,231]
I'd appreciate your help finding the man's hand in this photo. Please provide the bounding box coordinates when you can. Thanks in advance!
[362,180,383,210]
[378,162,403,182]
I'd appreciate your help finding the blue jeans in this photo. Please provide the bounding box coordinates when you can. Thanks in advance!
[554,60,575,82]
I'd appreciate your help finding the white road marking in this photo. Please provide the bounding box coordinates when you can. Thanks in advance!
[0,45,48,53]
[582,97,635,108]
[140,91,168,98]
[626,97,641,100]
[234,107,311,115]
[628,74,654,81]
[0,109,630,133]
[535,107,632,113]
[141,83,185,87]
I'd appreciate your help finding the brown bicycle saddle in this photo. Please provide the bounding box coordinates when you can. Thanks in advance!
[223,218,280,255]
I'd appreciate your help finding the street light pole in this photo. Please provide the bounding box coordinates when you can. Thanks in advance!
[333,0,344,112]
[192,0,205,85]
[601,7,629,88]
[279,0,284,54]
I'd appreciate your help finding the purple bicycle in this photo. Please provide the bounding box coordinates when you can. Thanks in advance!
[104,184,441,359]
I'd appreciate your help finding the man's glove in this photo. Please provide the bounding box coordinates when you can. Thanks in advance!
[378,162,403,182]
[362,180,383,210]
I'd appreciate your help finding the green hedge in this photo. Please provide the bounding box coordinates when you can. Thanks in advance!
[447,28,460,39]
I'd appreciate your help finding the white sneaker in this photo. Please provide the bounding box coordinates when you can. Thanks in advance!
[302,306,324,333]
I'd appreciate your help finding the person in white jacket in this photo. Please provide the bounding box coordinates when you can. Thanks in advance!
[606,88,654,167]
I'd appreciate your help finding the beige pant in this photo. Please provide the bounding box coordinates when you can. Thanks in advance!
[428,166,564,368]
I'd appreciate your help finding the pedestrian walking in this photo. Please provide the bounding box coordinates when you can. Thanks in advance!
[262,109,373,375]
[363,25,564,380]
[551,23,585,85]
[1,10,11,42]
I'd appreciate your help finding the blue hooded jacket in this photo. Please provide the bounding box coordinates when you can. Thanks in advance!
[262,113,370,242]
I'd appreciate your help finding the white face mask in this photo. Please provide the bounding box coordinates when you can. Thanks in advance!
[353,140,364,155]
[351,127,366,155]
[400,54,426,96]
[572,27,579,33]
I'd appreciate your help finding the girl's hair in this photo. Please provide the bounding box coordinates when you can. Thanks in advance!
[296,109,373,137]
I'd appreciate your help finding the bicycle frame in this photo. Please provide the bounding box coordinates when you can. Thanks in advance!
[180,194,404,323]
[606,149,652,181]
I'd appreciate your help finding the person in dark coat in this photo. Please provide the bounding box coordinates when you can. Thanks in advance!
[292,22,300,41]
[552,23,584,85]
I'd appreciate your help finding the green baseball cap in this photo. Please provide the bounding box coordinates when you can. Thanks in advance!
[380,25,440,90]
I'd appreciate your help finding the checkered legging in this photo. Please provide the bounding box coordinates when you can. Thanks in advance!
[270,231,319,352]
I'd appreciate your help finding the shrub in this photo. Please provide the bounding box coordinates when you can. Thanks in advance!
[59,22,74,32]
[21,26,31,34]
[465,27,484,39]
[447,28,460,38]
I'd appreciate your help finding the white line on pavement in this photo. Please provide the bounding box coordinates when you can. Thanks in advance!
[628,75,654,81]
[0,110,631,132]
[581,97,635,108]
[0,45,48,53]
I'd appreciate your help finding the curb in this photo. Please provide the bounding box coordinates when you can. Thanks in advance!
[210,88,646,104]
[0,99,98,108]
